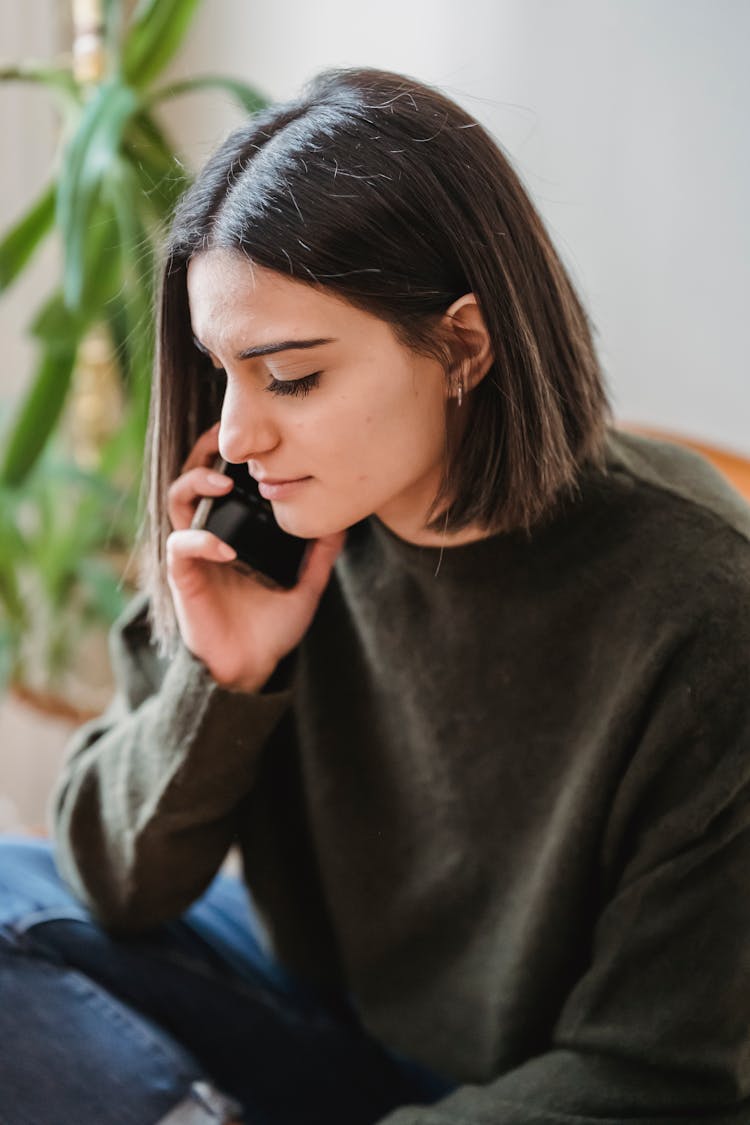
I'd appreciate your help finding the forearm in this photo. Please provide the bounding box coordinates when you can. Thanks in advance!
[51,643,292,931]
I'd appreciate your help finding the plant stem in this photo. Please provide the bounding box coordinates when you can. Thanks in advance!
[72,0,106,86]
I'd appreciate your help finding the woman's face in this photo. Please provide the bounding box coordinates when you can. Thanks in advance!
[187,248,459,544]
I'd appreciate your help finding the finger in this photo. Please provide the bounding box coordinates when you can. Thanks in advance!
[182,421,222,473]
[296,530,347,600]
[168,466,234,530]
[166,528,236,585]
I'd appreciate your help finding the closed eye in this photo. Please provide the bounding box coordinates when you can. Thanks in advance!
[264,372,322,398]
[202,363,322,399]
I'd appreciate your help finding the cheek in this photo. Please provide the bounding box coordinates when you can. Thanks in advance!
[306,394,382,449]
[299,365,441,475]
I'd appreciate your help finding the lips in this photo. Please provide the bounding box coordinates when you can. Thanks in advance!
[255,476,307,485]
[256,476,312,500]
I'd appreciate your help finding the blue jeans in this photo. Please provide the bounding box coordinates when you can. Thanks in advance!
[0,836,454,1125]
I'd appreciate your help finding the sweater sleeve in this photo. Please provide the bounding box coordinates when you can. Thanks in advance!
[49,593,295,932]
[379,616,750,1124]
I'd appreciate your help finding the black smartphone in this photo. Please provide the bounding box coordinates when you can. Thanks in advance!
[191,457,309,589]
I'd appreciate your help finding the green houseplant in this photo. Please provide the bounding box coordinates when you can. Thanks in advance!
[0,0,266,717]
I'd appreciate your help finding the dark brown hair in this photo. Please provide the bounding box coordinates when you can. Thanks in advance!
[142,66,611,651]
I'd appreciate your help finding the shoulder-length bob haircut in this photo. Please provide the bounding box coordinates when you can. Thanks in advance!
[144,65,611,650]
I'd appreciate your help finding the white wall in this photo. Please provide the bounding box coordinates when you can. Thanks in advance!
[0,0,61,402]
[163,0,750,452]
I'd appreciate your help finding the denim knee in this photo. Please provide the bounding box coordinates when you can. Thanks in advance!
[0,835,90,943]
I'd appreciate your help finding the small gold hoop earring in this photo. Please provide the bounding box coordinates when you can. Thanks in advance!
[457,377,464,408]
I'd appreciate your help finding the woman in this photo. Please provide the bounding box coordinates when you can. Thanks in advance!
[1,66,749,1125]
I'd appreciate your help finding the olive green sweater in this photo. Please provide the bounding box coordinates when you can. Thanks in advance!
[51,429,750,1123]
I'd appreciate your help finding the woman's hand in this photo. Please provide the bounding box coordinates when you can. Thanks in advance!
[166,422,346,692]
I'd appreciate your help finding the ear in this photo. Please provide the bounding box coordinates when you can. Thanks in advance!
[441,293,494,401]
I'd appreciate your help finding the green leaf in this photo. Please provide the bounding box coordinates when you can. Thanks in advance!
[146,74,267,116]
[123,0,203,89]
[78,201,125,317]
[106,161,155,452]
[0,183,56,294]
[0,342,78,486]
[77,555,129,621]
[101,0,126,76]
[29,291,84,346]
[122,111,190,219]
[0,498,27,625]
[96,395,148,493]
[56,79,139,310]
[0,624,17,692]
[0,561,27,628]
[0,63,78,107]
[0,493,28,559]
[108,157,155,309]
[21,197,138,480]
[104,296,131,381]
[29,205,122,345]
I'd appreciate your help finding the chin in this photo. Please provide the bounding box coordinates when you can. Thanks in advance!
[272,506,330,540]
[271,502,354,541]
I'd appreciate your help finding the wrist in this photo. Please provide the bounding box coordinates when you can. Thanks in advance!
[213,665,275,695]
[183,646,275,695]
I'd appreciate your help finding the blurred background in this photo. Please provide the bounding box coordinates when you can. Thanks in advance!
[1,0,748,834]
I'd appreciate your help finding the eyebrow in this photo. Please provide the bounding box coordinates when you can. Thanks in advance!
[192,335,336,361]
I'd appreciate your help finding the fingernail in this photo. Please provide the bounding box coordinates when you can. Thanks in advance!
[218,542,236,560]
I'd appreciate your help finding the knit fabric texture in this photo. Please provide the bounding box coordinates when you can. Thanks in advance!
[52,428,750,1122]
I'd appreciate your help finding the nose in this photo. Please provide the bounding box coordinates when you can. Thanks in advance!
[218,379,280,464]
